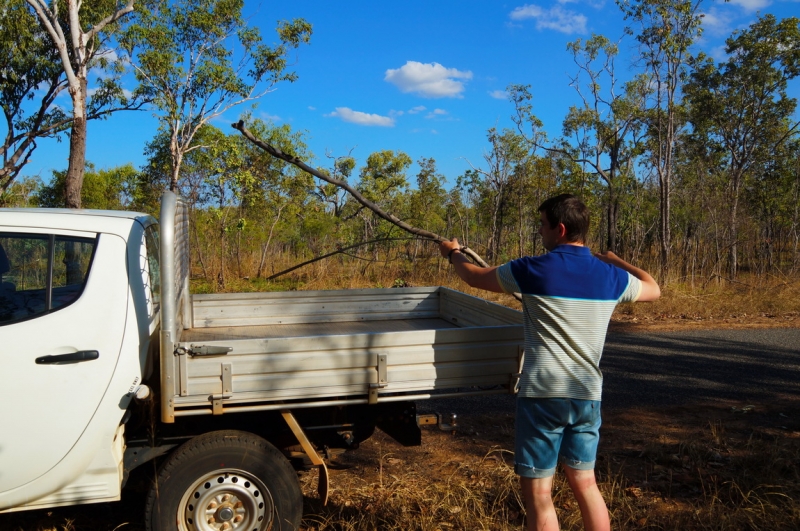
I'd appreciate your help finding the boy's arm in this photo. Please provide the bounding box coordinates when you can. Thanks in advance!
[440,238,504,293]
[595,251,661,302]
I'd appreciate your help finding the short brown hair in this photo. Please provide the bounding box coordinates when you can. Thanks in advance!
[538,194,589,244]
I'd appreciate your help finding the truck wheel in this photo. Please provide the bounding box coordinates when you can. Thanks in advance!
[145,430,302,531]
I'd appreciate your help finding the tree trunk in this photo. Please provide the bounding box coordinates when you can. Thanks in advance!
[64,79,87,209]
[660,170,670,284]
[607,188,619,253]
[729,195,739,279]
[170,131,183,191]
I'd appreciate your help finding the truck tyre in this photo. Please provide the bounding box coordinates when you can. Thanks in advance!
[145,430,302,531]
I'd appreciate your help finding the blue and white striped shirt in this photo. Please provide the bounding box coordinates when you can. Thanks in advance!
[496,245,641,401]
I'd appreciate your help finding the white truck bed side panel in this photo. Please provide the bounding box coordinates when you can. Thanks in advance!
[172,288,523,414]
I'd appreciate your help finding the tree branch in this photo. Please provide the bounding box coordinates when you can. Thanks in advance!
[266,237,428,280]
[232,120,525,302]
[232,120,489,267]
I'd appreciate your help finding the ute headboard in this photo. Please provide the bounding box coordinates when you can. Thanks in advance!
[159,190,190,422]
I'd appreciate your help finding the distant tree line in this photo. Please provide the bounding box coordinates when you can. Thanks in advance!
[1,0,799,286]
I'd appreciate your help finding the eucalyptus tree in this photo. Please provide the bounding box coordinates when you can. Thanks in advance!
[406,157,448,261]
[122,0,311,192]
[353,150,412,250]
[685,15,800,277]
[1,0,64,193]
[23,0,138,208]
[508,46,645,255]
[235,118,318,268]
[314,155,356,218]
[463,127,529,261]
[0,176,43,207]
[745,138,800,273]
[617,0,704,280]
[562,35,646,252]
[36,162,139,209]
[408,157,447,234]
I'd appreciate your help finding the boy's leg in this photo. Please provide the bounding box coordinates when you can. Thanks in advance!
[520,476,559,531]
[515,398,564,531]
[563,467,610,531]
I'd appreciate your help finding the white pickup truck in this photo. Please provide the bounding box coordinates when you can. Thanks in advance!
[0,191,523,530]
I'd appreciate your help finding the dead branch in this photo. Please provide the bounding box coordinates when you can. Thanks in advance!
[266,237,429,280]
[232,120,490,268]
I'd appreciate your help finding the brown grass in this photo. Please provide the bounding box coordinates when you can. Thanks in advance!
[298,400,800,530]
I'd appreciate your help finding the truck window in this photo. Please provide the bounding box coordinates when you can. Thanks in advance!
[143,224,161,316]
[0,233,97,325]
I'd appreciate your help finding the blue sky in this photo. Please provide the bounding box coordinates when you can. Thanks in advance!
[19,0,800,187]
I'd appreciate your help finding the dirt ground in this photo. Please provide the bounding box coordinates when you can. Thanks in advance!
[298,389,800,529]
[608,312,800,333]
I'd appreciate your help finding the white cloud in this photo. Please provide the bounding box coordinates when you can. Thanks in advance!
[426,109,448,119]
[489,90,508,100]
[408,105,427,114]
[385,61,473,98]
[709,44,729,61]
[509,4,588,34]
[727,0,771,10]
[260,112,282,122]
[308,106,316,111]
[325,107,395,127]
[700,8,735,37]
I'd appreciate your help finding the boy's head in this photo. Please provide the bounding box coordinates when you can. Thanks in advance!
[538,194,590,246]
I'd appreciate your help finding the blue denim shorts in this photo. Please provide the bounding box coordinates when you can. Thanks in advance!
[515,397,602,479]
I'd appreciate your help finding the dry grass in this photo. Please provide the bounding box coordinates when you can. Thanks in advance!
[298,401,800,530]
[610,274,800,331]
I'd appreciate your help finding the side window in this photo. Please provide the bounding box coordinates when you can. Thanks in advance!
[142,224,161,317]
[0,233,97,325]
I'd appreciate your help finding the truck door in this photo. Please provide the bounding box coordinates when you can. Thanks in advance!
[0,230,128,493]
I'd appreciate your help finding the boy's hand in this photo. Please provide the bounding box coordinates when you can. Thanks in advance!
[594,250,619,264]
[439,238,461,258]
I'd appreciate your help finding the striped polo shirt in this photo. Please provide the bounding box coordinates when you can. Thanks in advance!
[497,245,641,401]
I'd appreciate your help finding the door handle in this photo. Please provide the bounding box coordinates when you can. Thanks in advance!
[35,350,99,364]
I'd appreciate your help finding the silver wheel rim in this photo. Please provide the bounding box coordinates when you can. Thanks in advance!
[177,468,275,531]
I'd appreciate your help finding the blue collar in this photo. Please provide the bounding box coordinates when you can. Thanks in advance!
[550,244,590,255]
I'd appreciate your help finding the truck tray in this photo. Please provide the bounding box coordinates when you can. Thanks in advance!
[167,287,523,417]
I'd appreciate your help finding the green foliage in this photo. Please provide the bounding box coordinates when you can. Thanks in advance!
[36,163,140,210]
[0,0,67,191]
[0,176,44,207]
[121,0,312,189]
[356,150,412,207]
[684,15,800,276]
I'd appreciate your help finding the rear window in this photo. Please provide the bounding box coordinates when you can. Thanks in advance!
[0,233,97,325]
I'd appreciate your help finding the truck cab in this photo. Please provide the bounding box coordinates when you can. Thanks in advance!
[0,209,158,510]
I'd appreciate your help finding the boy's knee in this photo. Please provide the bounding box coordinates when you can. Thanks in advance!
[521,476,554,500]
[564,467,598,493]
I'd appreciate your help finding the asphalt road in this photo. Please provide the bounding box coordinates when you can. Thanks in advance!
[602,328,800,408]
[421,328,800,417]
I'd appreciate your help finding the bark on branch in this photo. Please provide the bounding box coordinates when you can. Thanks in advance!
[232,120,491,268]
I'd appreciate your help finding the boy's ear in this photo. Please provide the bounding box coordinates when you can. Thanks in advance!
[557,222,567,239]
